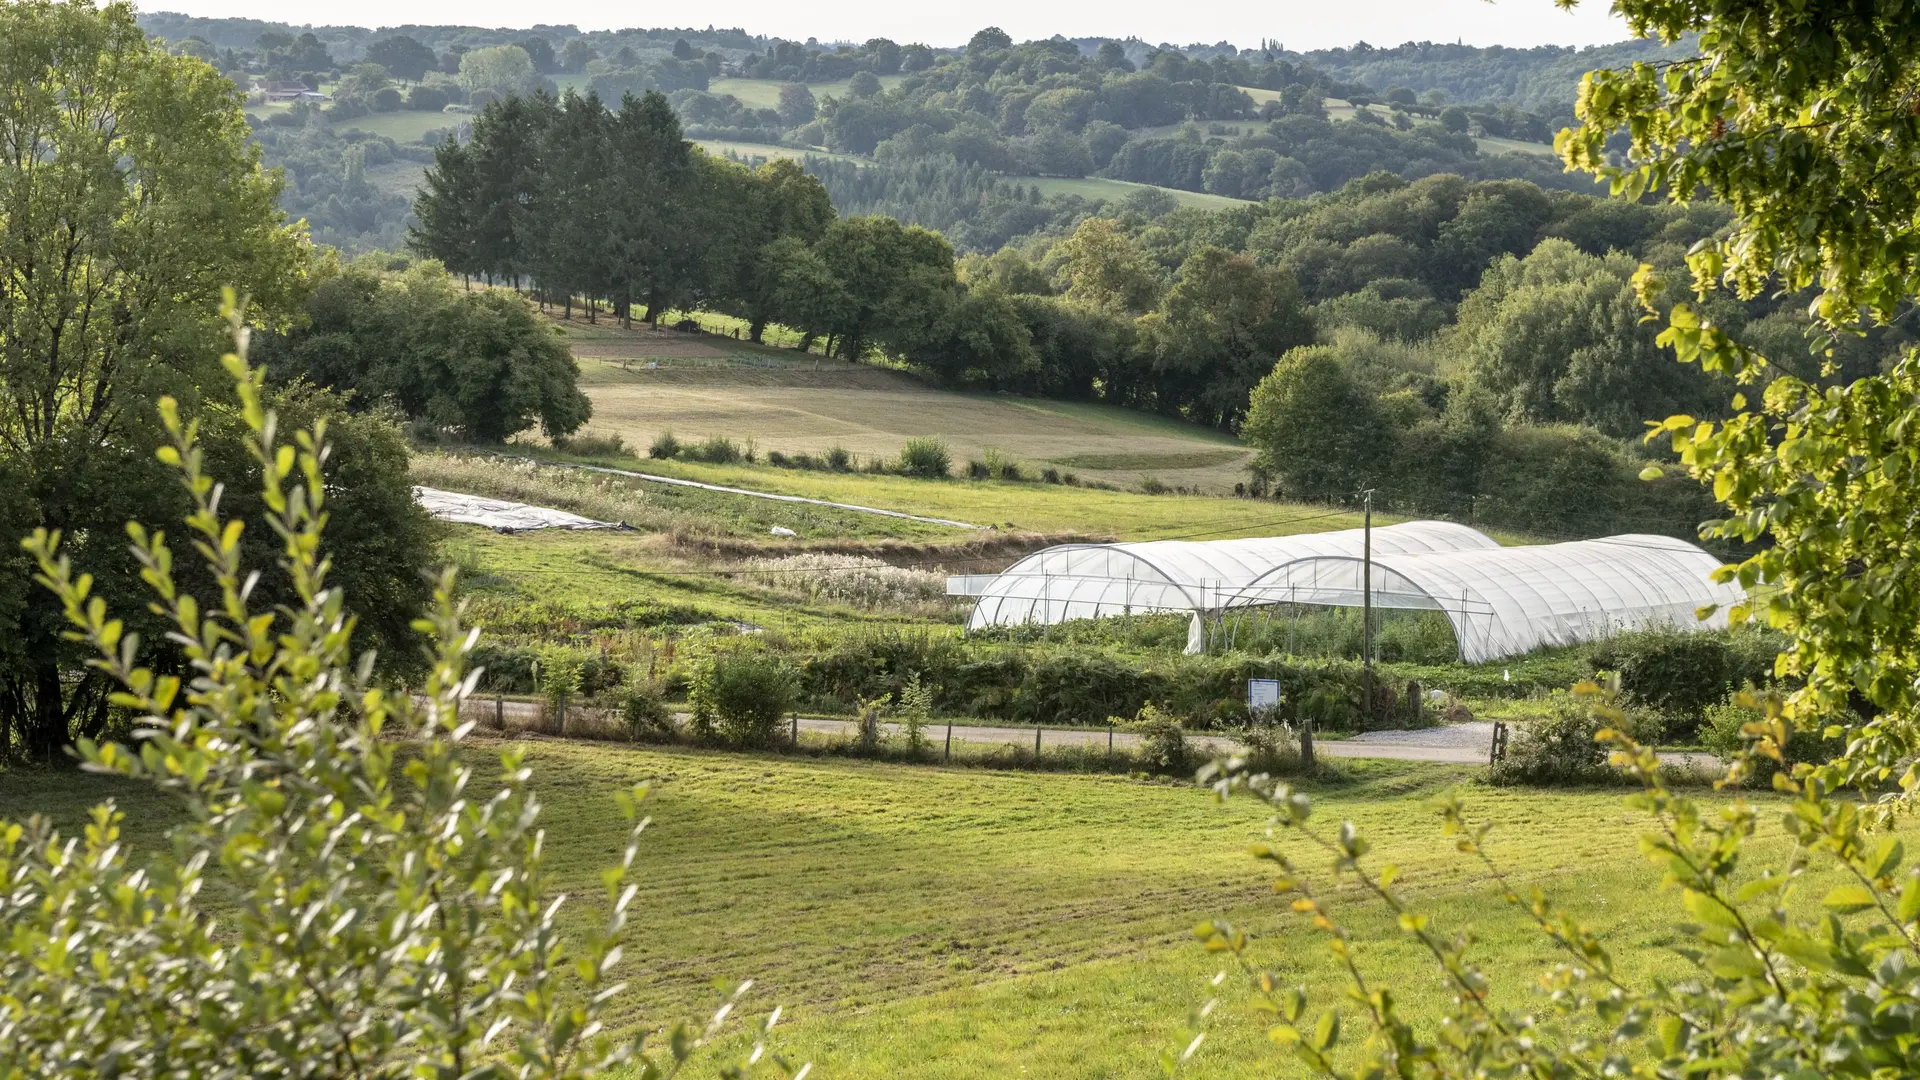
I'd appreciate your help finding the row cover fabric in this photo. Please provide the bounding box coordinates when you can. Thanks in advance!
[414,487,626,533]
[962,521,1498,630]
[1222,533,1745,664]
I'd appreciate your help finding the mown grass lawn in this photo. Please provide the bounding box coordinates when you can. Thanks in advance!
[0,741,1871,1078]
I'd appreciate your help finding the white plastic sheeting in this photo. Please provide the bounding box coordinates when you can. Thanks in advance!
[953,524,1744,664]
[414,487,625,533]
[958,521,1498,630]
[1221,534,1744,664]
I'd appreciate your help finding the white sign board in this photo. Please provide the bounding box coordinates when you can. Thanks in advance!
[1247,678,1281,714]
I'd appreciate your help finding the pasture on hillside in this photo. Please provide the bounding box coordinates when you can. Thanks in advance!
[557,317,1258,495]
[1234,87,1559,158]
[1014,174,1250,210]
[0,744,1880,1078]
[707,75,908,109]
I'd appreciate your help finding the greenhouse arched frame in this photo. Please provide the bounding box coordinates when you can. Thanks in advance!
[949,525,1745,664]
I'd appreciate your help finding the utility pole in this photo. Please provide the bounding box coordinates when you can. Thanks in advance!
[1361,488,1375,719]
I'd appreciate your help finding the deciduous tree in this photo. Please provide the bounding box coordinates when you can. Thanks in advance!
[0,0,307,761]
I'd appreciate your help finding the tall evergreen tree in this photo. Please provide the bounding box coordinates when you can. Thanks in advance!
[409,134,481,280]
[529,90,616,317]
[463,93,555,286]
[606,91,694,325]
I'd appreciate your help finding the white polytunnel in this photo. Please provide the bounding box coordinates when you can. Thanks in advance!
[1221,534,1746,664]
[949,524,1746,665]
[951,521,1498,630]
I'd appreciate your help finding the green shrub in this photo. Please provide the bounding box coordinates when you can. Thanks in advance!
[1124,703,1190,774]
[472,642,627,697]
[824,445,852,471]
[1013,650,1149,725]
[966,458,991,479]
[690,653,798,746]
[553,429,627,457]
[1041,467,1063,484]
[1235,720,1306,776]
[1138,474,1168,495]
[895,671,934,753]
[1699,691,1844,783]
[898,437,951,478]
[537,645,579,730]
[1585,627,1784,736]
[2,328,767,1078]
[649,430,681,458]
[618,673,674,741]
[407,84,451,111]
[1489,685,1663,786]
[690,435,742,463]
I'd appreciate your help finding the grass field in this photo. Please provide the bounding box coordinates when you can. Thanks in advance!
[0,742,1881,1077]
[1233,87,1558,158]
[708,75,908,110]
[1477,134,1562,159]
[508,443,1361,540]
[695,140,869,166]
[335,109,464,143]
[555,317,1261,496]
[1012,174,1249,210]
[553,317,1262,496]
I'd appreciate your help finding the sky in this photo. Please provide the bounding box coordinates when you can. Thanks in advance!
[153,0,1637,51]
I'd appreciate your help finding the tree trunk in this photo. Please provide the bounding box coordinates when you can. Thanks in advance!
[645,286,664,326]
[797,330,815,353]
[24,657,66,764]
[749,317,767,344]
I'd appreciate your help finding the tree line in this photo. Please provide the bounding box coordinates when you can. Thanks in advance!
[408,89,1320,426]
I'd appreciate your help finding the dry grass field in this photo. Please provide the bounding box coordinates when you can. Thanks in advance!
[558,318,1256,492]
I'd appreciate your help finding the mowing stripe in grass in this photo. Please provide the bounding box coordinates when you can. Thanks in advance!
[494,454,984,530]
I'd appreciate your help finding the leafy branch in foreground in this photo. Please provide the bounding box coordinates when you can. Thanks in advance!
[1181,682,1920,1078]
[0,298,804,1080]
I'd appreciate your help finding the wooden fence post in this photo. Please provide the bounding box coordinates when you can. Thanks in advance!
[944,721,952,762]
[1034,726,1042,758]
[1299,718,1315,771]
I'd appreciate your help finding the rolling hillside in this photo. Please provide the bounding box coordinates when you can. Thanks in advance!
[554,315,1257,495]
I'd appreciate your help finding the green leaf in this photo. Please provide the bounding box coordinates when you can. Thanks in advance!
[1871,838,1904,879]
[1897,878,1920,924]
[1822,884,1878,915]
[1683,889,1740,929]
[1311,1009,1339,1051]
[1705,946,1766,978]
